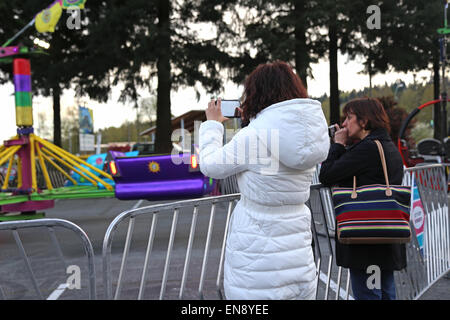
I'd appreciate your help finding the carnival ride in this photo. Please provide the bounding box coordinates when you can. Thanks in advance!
[398,99,450,167]
[0,1,215,221]
[0,54,117,219]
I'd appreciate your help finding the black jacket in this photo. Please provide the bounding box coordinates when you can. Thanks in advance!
[319,128,406,270]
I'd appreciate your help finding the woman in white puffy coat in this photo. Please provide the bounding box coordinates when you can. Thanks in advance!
[199,61,330,300]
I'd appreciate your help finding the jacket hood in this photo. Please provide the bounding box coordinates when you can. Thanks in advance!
[249,98,330,170]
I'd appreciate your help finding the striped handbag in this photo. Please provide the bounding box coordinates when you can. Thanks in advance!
[331,140,412,244]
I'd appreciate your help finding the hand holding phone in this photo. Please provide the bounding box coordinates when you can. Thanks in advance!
[220,100,242,118]
[205,98,229,123]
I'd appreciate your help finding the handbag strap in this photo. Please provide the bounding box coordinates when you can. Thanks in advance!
[351,139,392,199]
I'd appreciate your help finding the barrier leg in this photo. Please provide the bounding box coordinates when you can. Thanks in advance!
[216,200,235,300]
[198,204,216,299]
[12,230,44,299]
[0,285,5,300]
[160,209,179,300]
[47,227,67,270]
[114,217,135,300]
[138,213,158,300]
[180,206,199,299]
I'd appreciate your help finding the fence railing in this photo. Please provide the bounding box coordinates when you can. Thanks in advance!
[0,218,96,300]
[0,164,448,300]
[400,164,449,299]
[102,194,239,300]
[102,163,449,300]
[307,184,352,300]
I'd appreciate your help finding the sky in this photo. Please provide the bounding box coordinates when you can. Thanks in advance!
[0,52,432,143]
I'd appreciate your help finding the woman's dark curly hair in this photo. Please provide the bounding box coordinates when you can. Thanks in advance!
[240,61,308,124]
[342,97,391,133]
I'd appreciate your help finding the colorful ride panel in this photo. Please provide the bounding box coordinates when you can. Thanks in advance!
[106,152,215,201]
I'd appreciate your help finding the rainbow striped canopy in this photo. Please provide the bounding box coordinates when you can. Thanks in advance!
[62,0,87,9]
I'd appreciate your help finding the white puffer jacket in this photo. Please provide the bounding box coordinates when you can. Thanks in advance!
[199,98,330,300]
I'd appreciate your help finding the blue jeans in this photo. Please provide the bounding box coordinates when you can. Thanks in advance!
[350,268,396,300]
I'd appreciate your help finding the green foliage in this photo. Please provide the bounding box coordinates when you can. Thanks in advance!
[1,1,447,150]
[98,121,151,145]
[410,122,434,143]
[0,1,233,153]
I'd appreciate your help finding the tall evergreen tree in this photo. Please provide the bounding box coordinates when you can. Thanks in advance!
[344,1,444,138]
[196,1,325,88]
[75,0,231,153]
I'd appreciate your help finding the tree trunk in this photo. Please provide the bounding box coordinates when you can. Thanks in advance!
[135,103,140,143]
[155,0,172,154]
[52,85,61,147]
[294,0,308,89]
[329,14,340,125]
[433,49,441,140]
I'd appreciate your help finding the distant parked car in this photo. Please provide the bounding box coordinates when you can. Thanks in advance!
[108,144,131,153]
[132,143,155,155]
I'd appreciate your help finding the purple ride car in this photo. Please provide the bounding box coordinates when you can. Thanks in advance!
[104,150,216,201]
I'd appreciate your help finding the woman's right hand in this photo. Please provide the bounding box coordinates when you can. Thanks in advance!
[334,126,349,146]
[205,98,229,123]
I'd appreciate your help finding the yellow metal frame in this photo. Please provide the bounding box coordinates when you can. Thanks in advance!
[2,156,14,189]
[41,152,78,186]
[0,134,113,197]
[0,145,21,167]
[35,140,53,190]
[29,135,37,191]
[17,156,22,188]
[41,147,99,187]
[33,135,113,180]
[32,134,113,191]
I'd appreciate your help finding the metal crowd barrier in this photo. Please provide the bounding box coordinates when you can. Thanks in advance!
[218,175,240,195]
[102,187,354,300]
[102,194,239,300]
[102,163,449,300]
[307,184,353,300]
[0,219,96,300]
[399,163,450,300]
[311,163,449,300]
[1,164,447,300]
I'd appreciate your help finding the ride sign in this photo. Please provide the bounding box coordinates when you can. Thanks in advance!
[410,175,426,257]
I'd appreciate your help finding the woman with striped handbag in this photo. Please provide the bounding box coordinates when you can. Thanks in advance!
[319,97,409,300]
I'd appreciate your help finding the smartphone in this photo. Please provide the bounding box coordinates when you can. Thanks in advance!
[328,125,337,138]
[220,100,241,118]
